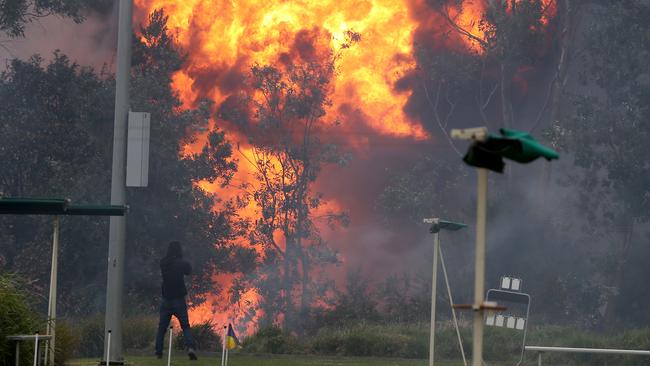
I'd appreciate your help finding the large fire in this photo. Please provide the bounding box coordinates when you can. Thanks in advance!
[135,0,428,139]
[132,0,556,334]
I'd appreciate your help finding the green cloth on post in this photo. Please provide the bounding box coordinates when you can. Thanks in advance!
[463,128,559,173]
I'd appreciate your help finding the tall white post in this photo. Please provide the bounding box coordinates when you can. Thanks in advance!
[45,217,59,366]
[429,230,440,366]
[104,0,133,363]
[472,168,488,366]
[221,326,227,366]
[105,331,111,366]
[166,327,173,366]
[33,333,39,366]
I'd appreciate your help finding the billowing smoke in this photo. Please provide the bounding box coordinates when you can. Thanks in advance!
[0,3,118,70]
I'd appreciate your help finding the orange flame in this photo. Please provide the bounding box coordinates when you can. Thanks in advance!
[135,0,431,140]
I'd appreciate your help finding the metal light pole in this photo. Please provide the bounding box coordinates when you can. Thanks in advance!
[104,0,133,363]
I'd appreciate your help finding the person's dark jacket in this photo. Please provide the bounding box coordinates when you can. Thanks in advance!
[160,245,192,299]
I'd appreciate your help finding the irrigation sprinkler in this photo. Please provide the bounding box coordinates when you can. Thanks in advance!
[221,326,227,366]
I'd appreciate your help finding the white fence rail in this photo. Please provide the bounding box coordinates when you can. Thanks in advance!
[526,345,650,365]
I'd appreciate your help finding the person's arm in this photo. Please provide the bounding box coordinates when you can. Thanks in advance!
[183,260,192,275]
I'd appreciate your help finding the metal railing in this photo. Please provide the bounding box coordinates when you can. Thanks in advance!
[526,345,650,366]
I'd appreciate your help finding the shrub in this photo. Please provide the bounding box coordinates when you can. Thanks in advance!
[308,323,428,358]
[73,315,159,356]
[123,316,157,351]
[75,316,104,358]
[0,274,39,366]
[241,327,301,354]
[174,321,221,351]
[54,322,79,366]
[233,322,650,364]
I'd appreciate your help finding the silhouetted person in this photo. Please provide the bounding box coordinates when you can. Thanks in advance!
[155,241,197,360]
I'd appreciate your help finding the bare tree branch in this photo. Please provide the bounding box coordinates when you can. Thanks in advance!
[422,79,463,157]
[529,72,558,132]
[440,3,488,49]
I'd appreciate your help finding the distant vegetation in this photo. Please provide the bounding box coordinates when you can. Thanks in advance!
[61,316,650,365]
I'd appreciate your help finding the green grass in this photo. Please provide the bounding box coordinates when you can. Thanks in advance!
[69,354,465,366]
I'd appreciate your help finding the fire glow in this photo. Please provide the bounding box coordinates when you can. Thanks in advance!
[135,0,428,139]
[132,0,556,333]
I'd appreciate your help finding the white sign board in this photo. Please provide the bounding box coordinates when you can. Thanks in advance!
[126,112,150,187]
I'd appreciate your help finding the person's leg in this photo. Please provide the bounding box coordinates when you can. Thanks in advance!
[171,298,197,359]
[155,299,173,357]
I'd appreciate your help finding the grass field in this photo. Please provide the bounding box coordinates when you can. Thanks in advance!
[69,354,465,366]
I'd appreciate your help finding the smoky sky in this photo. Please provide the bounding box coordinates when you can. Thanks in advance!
[0,2,118,71]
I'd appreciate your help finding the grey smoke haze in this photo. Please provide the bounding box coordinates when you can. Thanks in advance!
[0,4,117,70]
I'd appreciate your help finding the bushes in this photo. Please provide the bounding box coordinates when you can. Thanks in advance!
[54,322,79,366]
[237,323,650,364]
[0,274,39,366]
[174,321,221,351]
[73,316,222,355]
[308,323,428,358]
[241,323,430,358]
[123,316,157,351]
[73,315,158,356]
[75,316,104,358]
[242,327,301,354]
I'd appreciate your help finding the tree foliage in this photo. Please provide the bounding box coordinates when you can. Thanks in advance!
[377,155,467,226]
[0,53,114,311]
[0,9,237,314]
[220,57,348,331]
[417,0,570,153]
[548,0,650,327]
[0,274,39,366]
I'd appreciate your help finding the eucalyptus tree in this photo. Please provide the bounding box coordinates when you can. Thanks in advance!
[220,53,349,331]
[549,0,650,328]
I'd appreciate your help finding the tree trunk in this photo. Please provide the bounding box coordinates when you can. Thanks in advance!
[298,245,311,336]
[500,61,514,129]
[538,0,578,197]
[603,220,634,329]
[282,235,294,332]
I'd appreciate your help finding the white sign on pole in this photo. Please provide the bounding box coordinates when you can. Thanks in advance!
[126,112,150,187]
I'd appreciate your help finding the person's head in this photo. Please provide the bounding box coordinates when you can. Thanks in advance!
[166,241,183,258]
